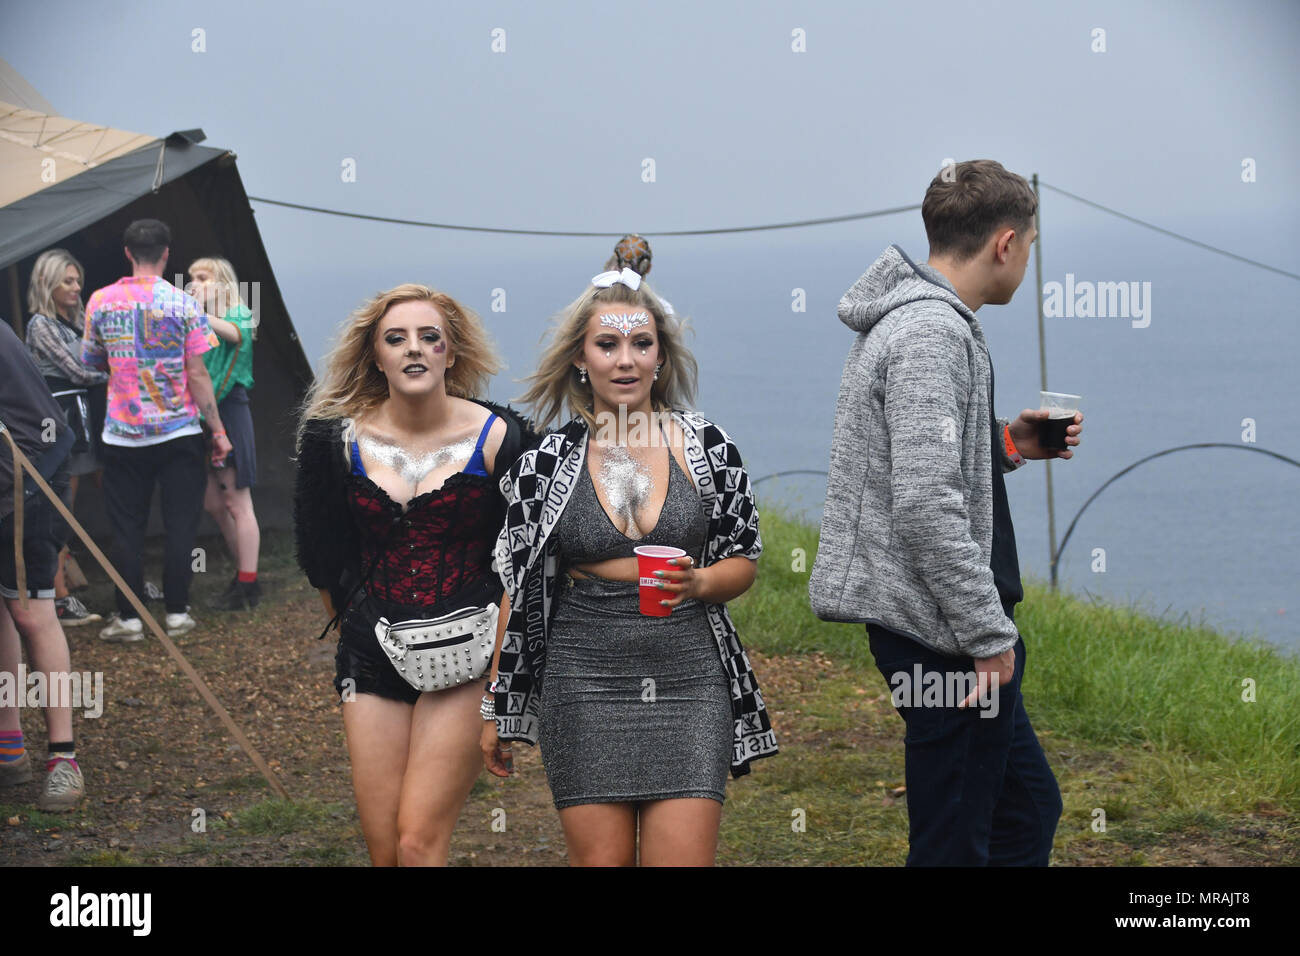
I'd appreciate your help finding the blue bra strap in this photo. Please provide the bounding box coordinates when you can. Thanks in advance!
[350,439,366,477]
[464,414,497,477]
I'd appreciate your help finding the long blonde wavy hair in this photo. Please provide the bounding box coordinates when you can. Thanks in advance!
[27,249,85,326]
[518,278,697,431]
[298,284,502,445]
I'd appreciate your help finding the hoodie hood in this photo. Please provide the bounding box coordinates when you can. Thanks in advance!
[838,244,977,335]
[811,245,1020,659]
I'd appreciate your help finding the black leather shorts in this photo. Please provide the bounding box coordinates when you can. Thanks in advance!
[333,592,423,706]
[331,583,500,707]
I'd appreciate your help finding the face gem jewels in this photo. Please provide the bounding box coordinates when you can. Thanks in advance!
[598,311,651,336]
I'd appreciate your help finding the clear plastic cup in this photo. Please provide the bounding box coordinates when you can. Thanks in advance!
[1038,391,1081,451]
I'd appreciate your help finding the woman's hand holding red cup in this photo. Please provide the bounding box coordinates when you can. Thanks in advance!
[634,546,693,615]
[653,556,702,609]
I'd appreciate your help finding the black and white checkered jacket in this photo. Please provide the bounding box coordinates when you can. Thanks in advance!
[492,409,778,778]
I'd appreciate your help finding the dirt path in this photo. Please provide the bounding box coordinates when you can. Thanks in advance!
[2,534,1294,866]
[0,558,576,865]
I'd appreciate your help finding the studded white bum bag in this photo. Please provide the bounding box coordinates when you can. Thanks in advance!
[374,604,499,693]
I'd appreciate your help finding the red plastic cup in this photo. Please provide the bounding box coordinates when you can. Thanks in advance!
[635,545,686,616]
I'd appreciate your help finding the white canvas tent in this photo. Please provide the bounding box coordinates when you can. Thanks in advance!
[0,61,312,533]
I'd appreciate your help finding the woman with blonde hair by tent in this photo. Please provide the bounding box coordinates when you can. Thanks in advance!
[187,256,261,610]
[24,248,107,627]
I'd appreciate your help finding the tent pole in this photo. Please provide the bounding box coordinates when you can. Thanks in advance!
[1032,174,1059,589]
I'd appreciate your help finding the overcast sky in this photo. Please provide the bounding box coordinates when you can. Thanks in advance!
[5,0,1297,364]
[7,0,1300,644]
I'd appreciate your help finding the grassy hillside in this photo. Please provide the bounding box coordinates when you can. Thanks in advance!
[716,510,1299,864]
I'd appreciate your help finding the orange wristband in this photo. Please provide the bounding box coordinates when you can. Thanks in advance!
[1003,425,1023,464]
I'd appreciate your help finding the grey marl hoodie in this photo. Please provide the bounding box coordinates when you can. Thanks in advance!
[808,245,1023,659]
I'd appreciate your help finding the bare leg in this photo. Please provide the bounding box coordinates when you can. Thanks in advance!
[558,803,638,866]
[394,680,485,866]
[53,476,78,599]
[222,485,260,575]
[53,548,69,599]
[5,597,73,744]
[203,470,238,563]
[638,797,723,866]
[0,604,21,733]
[342,693,413,866]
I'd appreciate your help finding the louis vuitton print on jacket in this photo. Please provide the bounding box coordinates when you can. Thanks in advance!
[491,409,778,778]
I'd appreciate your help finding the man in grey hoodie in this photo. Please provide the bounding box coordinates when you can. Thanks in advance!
[809,160,1082,866]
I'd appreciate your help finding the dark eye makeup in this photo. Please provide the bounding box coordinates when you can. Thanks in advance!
[384,331,440,345]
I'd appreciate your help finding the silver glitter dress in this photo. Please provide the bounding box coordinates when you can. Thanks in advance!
[540,451,732,809]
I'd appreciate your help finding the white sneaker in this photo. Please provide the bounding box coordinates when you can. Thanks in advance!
[165,611,197,637]
[99,615,144,643]
[38,758,85,812]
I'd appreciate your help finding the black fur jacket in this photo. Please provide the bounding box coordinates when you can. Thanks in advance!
[292,398,538,620]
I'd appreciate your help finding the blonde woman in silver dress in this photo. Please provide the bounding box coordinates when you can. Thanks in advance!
[481,269,775,865]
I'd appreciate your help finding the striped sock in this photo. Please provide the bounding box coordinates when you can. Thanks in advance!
[0,730,24,764]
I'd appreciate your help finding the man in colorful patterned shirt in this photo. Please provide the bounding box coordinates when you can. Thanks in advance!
[82,219,232,640]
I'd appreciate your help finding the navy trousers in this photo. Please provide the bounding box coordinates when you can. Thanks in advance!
[868,624,1063,866]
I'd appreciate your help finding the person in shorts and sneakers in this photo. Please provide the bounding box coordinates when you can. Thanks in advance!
[82,219,232,640]
[810,161,1084,866]
[0,321,86,811]
[187,257,262,611]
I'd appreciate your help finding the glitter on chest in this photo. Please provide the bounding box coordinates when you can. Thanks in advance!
[358,433,479,488]
[597,444,654,539]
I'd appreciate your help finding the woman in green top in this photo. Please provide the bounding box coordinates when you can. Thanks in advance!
[187,257,261,611]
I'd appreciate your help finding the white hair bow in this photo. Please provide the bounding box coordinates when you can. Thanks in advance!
[591,267,642,291]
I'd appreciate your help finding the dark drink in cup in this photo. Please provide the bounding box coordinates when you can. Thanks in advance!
[1038,391,1081,452]
[1038,414,1073,450]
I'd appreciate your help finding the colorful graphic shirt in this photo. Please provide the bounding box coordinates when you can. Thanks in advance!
[82,275,216,445]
